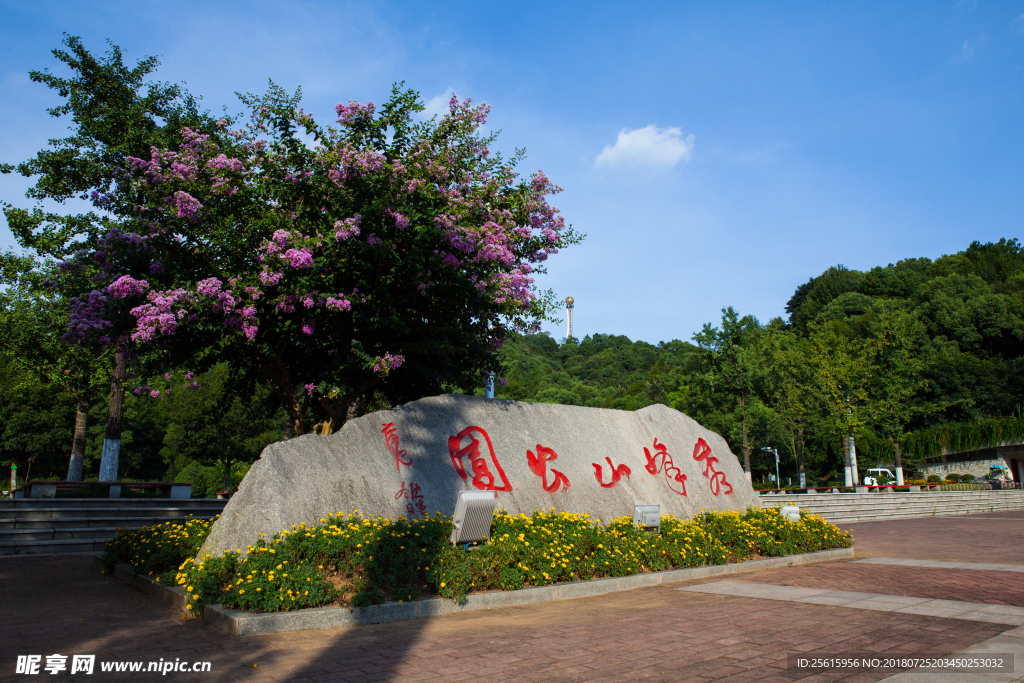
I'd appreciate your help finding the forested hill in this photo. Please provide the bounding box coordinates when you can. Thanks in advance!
[494,238,1024,483]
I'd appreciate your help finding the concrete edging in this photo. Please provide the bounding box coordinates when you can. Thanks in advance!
[202,546,854,637]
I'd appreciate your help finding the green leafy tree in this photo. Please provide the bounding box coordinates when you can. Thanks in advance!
[691,307,763,479]
[155,365,284,493]
[2,35,221,482]
[755,324,817,487]
[0,251,110,480]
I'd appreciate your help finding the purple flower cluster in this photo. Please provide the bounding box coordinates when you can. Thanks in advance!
[108,275,149,299]
[129,289,189,342]
[64,290,112,343]
[372,353,405,375]
[173,191,203,221]
[333,216,361,241]
[385,209,410,231]
[334,100,376,126]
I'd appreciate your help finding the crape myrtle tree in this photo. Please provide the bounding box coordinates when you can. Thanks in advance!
[0,252,109,480]
[71,83,577,436]
[2,36,223,481]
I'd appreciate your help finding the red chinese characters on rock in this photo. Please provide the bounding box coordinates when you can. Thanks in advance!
[692,437,733,496]
[395,481,427,516]
[593,457,631,488]
[448,426,513,492]
[643,438,687,495]
[527,445,570,493]
[381,423,411,471]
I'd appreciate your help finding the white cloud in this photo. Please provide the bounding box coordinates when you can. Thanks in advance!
[420,90,454,120]
[595,125,695,170]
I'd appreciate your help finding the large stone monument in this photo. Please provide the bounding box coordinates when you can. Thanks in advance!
[199,395,760,557]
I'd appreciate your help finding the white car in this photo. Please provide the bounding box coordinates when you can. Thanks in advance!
[865,468,894,485]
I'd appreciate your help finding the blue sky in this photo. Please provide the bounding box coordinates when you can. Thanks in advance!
[2,1,1022,343]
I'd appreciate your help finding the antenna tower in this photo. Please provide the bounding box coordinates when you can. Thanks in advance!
[565,296,574,341]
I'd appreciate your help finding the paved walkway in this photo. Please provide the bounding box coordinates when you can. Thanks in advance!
[2,510,1024,682]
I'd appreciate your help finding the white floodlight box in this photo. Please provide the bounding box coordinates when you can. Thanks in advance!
[450,490,498,545]
[633,505,660,533]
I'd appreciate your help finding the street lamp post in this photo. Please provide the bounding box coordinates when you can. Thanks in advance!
[762,447,780,489]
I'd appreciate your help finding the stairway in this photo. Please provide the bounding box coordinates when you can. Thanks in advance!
[0,498,227,555]
[759,489,1024,524]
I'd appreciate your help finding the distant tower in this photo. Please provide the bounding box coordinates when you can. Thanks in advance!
[565,296,574,341]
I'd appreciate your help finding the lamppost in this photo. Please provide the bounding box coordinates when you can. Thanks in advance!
[565,296,574,342]
[762,446,780,488]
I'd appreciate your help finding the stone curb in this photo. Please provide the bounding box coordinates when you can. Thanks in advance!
[201,546,854,637]
[94,554,190,611]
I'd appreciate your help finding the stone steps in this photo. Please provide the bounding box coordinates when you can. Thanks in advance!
[0,498,226,555]
[759,490,1024,523]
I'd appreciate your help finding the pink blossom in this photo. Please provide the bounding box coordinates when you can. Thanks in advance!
[372,353,405,375]
[196,277,223,297]
[173,191,203,221]
[108,275,149,299]
[301,318,316,335]
[367,234,383,246]
[333,216,361,241]
[305,382,316,396]
[260,269,283,286]
[149,389,160,398]
[325,296,352,312]
[385,209,410,230]
[281,248,314,268]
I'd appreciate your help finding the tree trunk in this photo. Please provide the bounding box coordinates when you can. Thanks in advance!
[283,414,294,440]
[849,435,859,486]
[796,423,806,489]
[98,348,126,482]
[894,440,904,485]
[223,457,232,494]
[8,464,15,496]
[842,435,852,486]
[67,399,88,481]
[739,393,751,482]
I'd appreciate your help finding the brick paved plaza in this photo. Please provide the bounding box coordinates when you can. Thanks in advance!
[3,511,1024,682]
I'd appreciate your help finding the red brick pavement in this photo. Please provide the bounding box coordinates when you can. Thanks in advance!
[705,562,1024,606]
[0,554,1009,683]
[837,509,1024,562]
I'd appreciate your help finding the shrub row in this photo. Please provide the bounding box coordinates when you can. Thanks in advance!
[105,507,852,616]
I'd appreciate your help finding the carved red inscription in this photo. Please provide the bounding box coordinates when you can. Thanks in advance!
[692,437,733,495]
[593,457,631,488]
[381,423,411,471]
[527,445,570,493]
[643,438,687,495]
[395,481,427,516]
[448,426,513,492]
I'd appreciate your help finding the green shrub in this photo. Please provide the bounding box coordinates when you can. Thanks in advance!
[945,473,961,482]
[174,462,251,498]
[166,507,852,615]
[103,517,217,575]
[959,474,976,483]
[927,474,942,483]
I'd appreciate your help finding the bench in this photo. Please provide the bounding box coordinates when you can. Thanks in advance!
[14,481,192,500]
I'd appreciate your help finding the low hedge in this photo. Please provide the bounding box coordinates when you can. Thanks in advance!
[103,517,217,575]
[100,507,852,616]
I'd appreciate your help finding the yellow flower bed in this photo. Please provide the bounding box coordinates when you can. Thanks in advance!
[167,506,850,615]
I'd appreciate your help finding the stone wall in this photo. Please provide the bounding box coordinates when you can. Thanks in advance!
[198,395,760,558]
